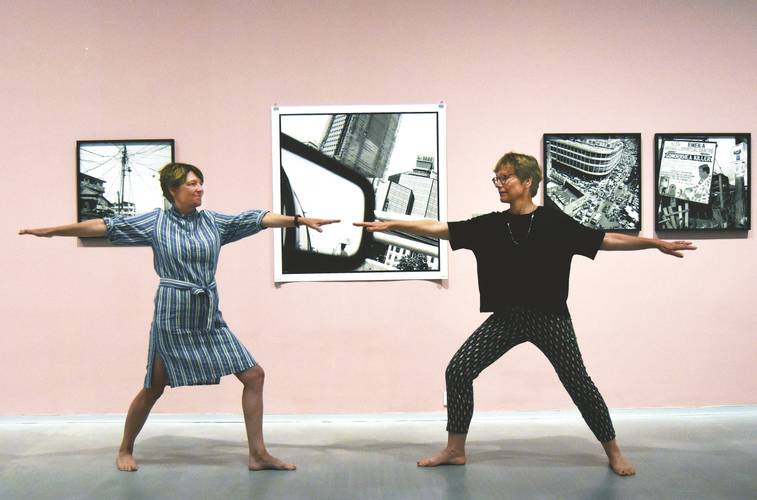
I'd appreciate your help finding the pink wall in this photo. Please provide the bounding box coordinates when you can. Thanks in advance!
[2,0,755,415]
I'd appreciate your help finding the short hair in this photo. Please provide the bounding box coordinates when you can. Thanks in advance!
[494,152,542,197]
[699,164,710,175]
[159,163,204,203]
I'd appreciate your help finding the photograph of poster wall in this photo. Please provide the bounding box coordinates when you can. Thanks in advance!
[543,134,641,231]
[272,104,447,282]
[77,139,174,223]
[655,134,750,231]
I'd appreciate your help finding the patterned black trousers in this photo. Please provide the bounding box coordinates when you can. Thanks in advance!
[445,305,616,442]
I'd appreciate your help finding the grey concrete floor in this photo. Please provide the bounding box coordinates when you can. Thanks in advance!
[1,409,755,500]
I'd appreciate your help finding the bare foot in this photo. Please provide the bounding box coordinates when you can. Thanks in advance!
[116,451,139,472]
[608,454,636,476]
[417,448,466,467]
[249,452,296,471]
[602,439,636,476]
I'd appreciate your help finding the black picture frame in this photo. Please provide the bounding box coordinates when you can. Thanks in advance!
[77,139,175,223]
[543,133,641,232]
[654,133,750,232]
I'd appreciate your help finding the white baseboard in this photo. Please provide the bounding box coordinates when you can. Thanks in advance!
[1,405,755,425]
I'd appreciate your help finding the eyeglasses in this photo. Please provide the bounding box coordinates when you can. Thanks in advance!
[491,174,514,186]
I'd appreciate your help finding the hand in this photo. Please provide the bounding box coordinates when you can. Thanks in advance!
[18,228,51,237]
[353,221,391,233]
[301,217,340,233]
[657,240,697,258]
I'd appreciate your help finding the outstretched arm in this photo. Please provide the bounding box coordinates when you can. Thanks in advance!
[262,212,339,233]
[354,219,450,240]
[19,219,107,238]
[600,232,697,258]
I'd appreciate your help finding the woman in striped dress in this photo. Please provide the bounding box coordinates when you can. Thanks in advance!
[19,162,338,472]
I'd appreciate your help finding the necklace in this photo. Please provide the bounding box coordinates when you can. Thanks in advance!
[506,212,535,246]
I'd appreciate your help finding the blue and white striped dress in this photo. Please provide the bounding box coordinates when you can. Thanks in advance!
[104,206,268,388]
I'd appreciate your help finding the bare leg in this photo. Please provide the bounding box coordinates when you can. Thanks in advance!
[602,439,636,476]
[417,432,467,467]
[235,366,295,471]
[116,354,168,471]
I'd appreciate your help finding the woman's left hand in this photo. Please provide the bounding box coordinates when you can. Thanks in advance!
[301,217,340,233]
[657,240,697,258]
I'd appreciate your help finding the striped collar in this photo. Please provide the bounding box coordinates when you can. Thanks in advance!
[169,205,200,220]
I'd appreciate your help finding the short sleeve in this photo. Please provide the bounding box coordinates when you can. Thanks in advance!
[448,214,491,251]
[211,209,269,245]
[555,210,605,259]
[103,209,159,245]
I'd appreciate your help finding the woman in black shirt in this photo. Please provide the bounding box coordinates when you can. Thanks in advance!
[356,152,695,476]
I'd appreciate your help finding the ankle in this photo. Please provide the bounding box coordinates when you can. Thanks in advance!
[445,446,465,456]
[602,440,622,457]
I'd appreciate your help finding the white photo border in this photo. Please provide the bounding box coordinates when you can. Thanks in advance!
[272,103,448,282]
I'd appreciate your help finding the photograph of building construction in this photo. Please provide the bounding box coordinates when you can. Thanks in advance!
[543,134,641,231]
[77,140,174,223]
[655,134,750,231]
[274,105,446,281]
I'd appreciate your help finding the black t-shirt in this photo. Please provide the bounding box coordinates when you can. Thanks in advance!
[448,205,605,315]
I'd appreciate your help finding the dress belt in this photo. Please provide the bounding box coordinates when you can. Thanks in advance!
[159,278,218,333]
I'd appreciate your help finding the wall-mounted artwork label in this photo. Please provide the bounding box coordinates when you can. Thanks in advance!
[77,139,175,223]
[543,134,641,232]
[655,134,750,231]
[272,104,447,282]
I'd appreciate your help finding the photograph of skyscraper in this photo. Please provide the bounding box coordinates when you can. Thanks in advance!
[543,134,641,231]
[278,108,444,277]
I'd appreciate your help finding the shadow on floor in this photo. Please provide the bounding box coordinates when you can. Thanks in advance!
[5,432,745,470]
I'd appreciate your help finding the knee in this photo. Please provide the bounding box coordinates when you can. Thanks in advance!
[240,365,265,389]
[445,359,465,385]
[563,374,601,401]
[445,363,454,382]
[144,385,165,402]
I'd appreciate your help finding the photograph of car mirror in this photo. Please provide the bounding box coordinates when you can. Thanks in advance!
[280,133,376,273]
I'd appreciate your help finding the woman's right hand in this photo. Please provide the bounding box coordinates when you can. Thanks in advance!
[353,221,392,233]
[18,219,107,238]
[354,219,450,239]
[18,228,52,237]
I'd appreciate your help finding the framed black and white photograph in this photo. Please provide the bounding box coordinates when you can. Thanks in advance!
[77,139,175,222]
[272,104,447,282]
[655,133,750,231]
[543,133,641,232]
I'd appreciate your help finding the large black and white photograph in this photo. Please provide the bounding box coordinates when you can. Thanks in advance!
[543,134,641,231]
[272,104,447,282]
[77,139,174,223]
[655,133,750,231]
